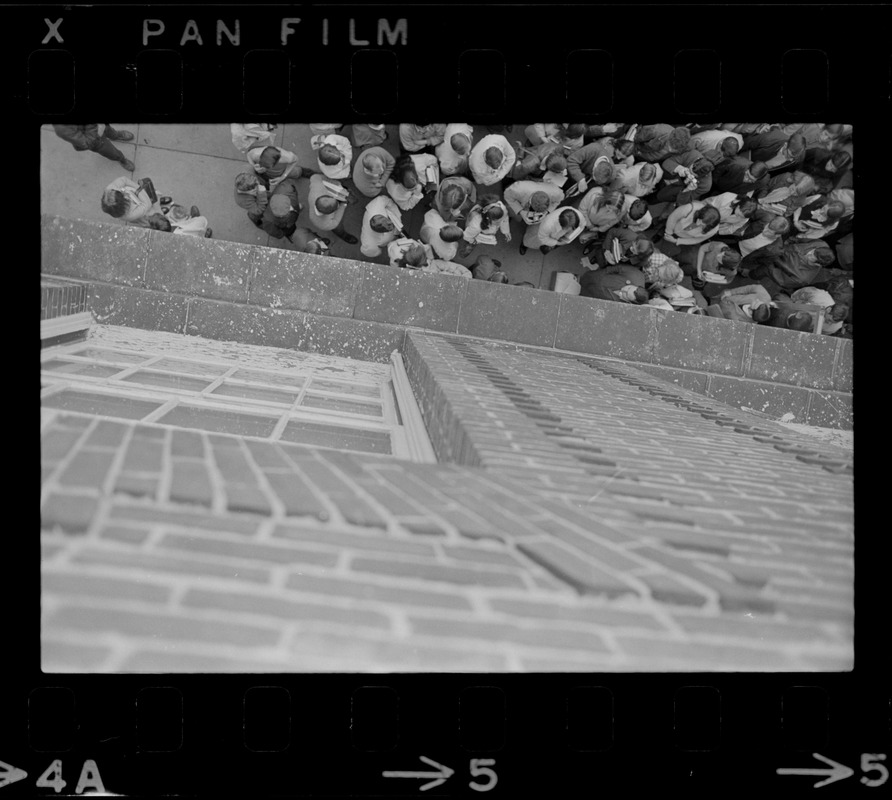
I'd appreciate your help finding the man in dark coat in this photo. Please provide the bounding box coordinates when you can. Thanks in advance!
[579,264,649,303]
[53,124,136,171]
[743,130,806,174]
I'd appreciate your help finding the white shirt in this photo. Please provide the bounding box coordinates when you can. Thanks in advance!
[535,207,586,247]
[387,238,434,268]
[691,129,743,153]
[463,202,510,244]
[705,192,751,236]
[312,134,353,179]
[621,193,653,232]
[360,195,402,257]
[468,134,516,185]
[613,162,663,197]
[420,209,459,260]
[436,123,474,176]
[503,180,564,225]
[386,153,439,211]
[230,123,275,153]
[738,230,779,258]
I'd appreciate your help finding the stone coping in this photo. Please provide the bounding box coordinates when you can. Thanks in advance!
[41,214,852,398]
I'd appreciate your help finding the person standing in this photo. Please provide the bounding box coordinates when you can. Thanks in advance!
[53,124,136,172]
[351,147,396,198]
[520,206,586,255]
[306,175,359,244]
[468,134,517,186]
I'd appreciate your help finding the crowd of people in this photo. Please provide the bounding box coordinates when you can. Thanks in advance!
[56,121,853,337]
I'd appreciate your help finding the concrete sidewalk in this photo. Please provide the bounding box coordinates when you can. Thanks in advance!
[40,123,585,290]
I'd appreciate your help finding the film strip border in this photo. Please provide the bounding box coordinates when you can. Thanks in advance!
[10,5,892,117]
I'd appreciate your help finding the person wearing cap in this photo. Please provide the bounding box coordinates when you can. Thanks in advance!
[260,186,302,242]
[520,206,586,255]
[311,133,353,180]
[306,174,359,244]
[792,198,845,240]
[434,176,477,223]
[662,202,722,246]
[611,162,663,197]
[743,130,807,174]
[634,125,693,164]
[230,123,276,154]
[360,195,404,259]
[387,153,440,211]
[436,123,474,177]
[350,123,388,150]
[567,140,616,193]
[503,180,564,225]
[468,134,517,186]
[387,238,434,269]
[351,147,396,198]
[399,123,447,153]
[462,197,511,250]
[419,209,465,261]
[53,124,136,172]
[706,283,775,324]
[579,263,649,304]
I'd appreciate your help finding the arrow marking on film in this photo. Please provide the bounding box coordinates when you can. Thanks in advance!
[383,755,454,791]
[0,760,28,790]
[776,752,854,788]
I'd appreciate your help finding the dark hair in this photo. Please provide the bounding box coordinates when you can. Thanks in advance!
[100,190,128,218]
[394,155,418,189]
[369,215,394,233]
[814,247,835,266]
[830,150,852,170]
[558,209,578,229]
[693,159,714,178]
[829,302,850,322]
[788,133,806,155]
[450,132,471,154]
[484,146,504,169]
[721,137,740,157]
[564,123,586,139]
[694,205,721,231]
[825,201,846,219]
[787,311,813,331]
[749,161,769,179]
[259,146,281,169]
[440,183,466,210]
[721,249,742,269]
[544,153,566,172]
[440,225,464,243]
[315,196,340,215]
[399,243,428,269]
[628,199,647,221]
[668,126,691,152]
[733,196,758,217]
[145,213,172,232]
[752,304,771,323]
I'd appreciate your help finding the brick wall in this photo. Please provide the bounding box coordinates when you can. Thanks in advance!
[40,214,852,430]
[42,328,853,673]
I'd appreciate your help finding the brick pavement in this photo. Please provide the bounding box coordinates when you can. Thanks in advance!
[42,331,853,672]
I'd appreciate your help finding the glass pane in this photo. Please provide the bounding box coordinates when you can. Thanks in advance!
[309,379,381,398]
[158,405,278,437]
[66,347,148,364]
[149,358,231,376]
[42,359,124,378]
[41,390,162,420]
[211,383,298,404]
[301,394,383,417]
[121,370,212,392]
[231,368,307,389]
[280,420,391,454]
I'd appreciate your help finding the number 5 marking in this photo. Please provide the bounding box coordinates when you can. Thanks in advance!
[861,753,888,788]
[469,758,497,792]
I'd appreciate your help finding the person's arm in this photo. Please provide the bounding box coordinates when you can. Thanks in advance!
[662,205,691,243]
[106,176,139,192]
[498,211,511,241]
[718,296,753,323]
[463,210,482,243]
[537,215,563,247]
[502,185,525,215]
[426,124,447,147]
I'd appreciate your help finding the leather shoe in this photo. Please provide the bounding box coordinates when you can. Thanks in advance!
[337,231,359,244]
[204,228,213,238]
[159,196,173,206]
[107,129,134,142]
[120,158,135,172]
[518,244,527,256]
[190,205,200,217]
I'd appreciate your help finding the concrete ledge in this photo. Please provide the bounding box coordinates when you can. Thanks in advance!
[41,214,852,398]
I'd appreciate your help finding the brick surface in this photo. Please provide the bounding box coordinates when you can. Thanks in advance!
[516,540,639,598]
[555,296,657,362]
[45,605,284,647]
[41,639,115,671]
[181,587,393,629]
[746,325,838,390]
[108,504,261,535]
[349,556,528,588]
[71,547,272,583]
[57,450,116,489]
[158,532,340,567]
[168,461,215,506]
[42,570,172,603]
[41,493,99,533]
[459,281,561,347]
[88,284,189,333]
[273,523,436,557]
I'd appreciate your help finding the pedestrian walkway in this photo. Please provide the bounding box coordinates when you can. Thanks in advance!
[40,124,585,290]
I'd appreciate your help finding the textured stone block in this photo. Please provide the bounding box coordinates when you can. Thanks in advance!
[805,390,853,430]
[554,295,658,362]
[41,215,148,287]
[705,375,812,422]
[88,284,188,333]
[833,339,853,393]
[354,264,465,333]
[653,311,749,376]
[249,248,360,317]
[747,326,838,390]
[144,233,258,301]
[459,282,561,347]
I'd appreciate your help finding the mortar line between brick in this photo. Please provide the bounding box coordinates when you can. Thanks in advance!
[830,336,843,385]
[552,295,563,349]
[741,324,756,377]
